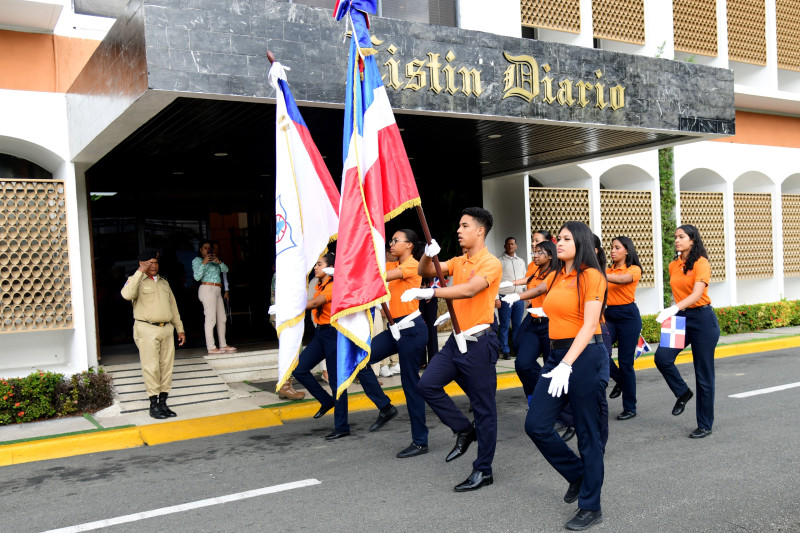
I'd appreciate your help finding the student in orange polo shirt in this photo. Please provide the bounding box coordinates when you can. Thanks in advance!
[654,225,720,439]
[369,229,430,459]
[605,236,643,421]
[517,221,609,531]
[402,207,501,493]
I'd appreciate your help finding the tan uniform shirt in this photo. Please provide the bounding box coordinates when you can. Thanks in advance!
[121,271,184,333]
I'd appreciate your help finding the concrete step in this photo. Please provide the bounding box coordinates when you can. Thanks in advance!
[120,391,232,413]
[115,376,227,394]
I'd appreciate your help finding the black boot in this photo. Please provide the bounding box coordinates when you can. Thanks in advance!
[158,392,177,417]
[149,395,167,419]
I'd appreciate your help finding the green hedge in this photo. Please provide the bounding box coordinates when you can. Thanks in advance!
[0,368,113,426]
[640,300,800,343]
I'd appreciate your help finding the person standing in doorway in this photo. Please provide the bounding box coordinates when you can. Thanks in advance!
[192,240,236,354]
[497,237,527,359]
[403,207,501,492]
[121,251,186,419]
[654,225,719,439]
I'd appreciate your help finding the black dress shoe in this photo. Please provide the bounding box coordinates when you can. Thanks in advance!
[617,410,637,421]
[369,405,398,432]
[608,383,622,399]
[313,403,334,419]
[672,389,694,416]
[561,426,576,442]
[689,427,712,439]
[566,509,603,531]
[324,430,350,440]
[445,424,476,462]
[396,443,429,458]
[564,477,582,503]
[453,469,493,492]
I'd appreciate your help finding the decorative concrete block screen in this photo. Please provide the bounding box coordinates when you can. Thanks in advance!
[777,0,800,71]
[783,194,800,277]
[600,190,655,287]
[0,181,73,333]
[521,0,581,33]
[592,0,645,44]
[733,192,773,279]
[679,191,726,282]
[727,0,767,65]
[529,187,590,240]
[673,0,718,57]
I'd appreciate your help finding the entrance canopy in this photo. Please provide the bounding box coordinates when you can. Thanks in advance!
[68,0,734,203]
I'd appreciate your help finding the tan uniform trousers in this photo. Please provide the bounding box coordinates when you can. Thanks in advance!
[133,321,176,397]
[198,284,228,350]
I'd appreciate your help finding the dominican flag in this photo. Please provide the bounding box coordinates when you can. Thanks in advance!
[331,0,421,398]
[635,335,652,359]
[660,316,686,350]
[269,61,340,392]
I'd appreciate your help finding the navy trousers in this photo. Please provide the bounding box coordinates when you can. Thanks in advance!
[605,303,642,413]
[371,316,429,446]
[556,327,610,453]
[654,305,719,430]
[498,299,525,354]
[526,343,609,511]
[514,315,550,398]
[293,326,391,433]
[419,297,439,363]
[418,330,499,475]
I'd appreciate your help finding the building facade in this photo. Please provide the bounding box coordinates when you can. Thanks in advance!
[0,0,795,378]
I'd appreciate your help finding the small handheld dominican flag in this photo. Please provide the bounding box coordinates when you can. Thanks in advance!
[635,335,652,359]
[660,316,686,349]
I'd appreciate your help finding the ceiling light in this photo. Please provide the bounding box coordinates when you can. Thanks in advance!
[214,152,228,157]
[480,161,491,164]
[89,192,117,196]
[398,128,405,132]
[172,171,184,175]
[488,134,502,139]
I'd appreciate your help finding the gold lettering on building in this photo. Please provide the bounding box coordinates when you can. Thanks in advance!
[557,79,575,106]
[383,45,402,90]
[541,75,557,104]
[574,80,592,108]
[502,52,539,102]
[427,53,443,94]
[609,85,625,110]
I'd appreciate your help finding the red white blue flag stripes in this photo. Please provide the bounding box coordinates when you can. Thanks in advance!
[331,0,421,398]
[660,316,686,350]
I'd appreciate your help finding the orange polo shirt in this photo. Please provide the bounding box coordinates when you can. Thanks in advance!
[542,266,607,339]
[527,266,551,308]
[387,257,422,317]
[445,246,502,330]
[669,256,711,308]
[313,279,333,325]
[606,265,641,306]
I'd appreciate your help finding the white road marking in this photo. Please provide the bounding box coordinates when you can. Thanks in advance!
[729,382,800,398]
[42,479,321,533]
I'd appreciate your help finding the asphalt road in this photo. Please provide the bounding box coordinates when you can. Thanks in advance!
[4,349,800,533]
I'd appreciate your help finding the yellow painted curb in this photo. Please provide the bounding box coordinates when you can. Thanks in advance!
[0,427,144,466]
[139,409,284,446]
[633,336,800,371]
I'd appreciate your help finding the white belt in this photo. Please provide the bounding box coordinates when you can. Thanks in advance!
[396,310,421,331]
[463,323,490,342]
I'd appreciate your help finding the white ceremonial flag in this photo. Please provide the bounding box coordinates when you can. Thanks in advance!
[269,62,340,391]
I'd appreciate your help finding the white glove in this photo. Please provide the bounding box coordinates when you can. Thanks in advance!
[502,293,520,305]
[322,267,334,276]
[454,331,467,354]
[528,307,547,318]
[268,305,276,315]
[542,361,572,397]
[424,239,441,258]
[433,312,451,327]
[499,281,514,289]
[388,323,401,341]
[655,305,679,324]
[401,288,434,302]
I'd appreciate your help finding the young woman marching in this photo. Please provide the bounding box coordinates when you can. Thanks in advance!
[519,221,609,531]
[292,253,397,440]
[605,236,643,420]
[502,240,559,402]
[654,225,719,438]
[371,229,430,459]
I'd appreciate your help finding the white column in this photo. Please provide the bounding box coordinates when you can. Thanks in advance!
[644,0,674,59]
[724,179,737,305]
[458,0,521,38]
[773,181,784,299]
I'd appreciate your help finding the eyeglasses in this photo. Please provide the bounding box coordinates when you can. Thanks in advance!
[389,239,410,245]
[532,251,548,256]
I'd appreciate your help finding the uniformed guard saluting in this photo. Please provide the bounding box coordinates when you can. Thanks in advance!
[121,251,186,419]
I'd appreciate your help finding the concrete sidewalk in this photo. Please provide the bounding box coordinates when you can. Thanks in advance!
[2,326,800,466]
